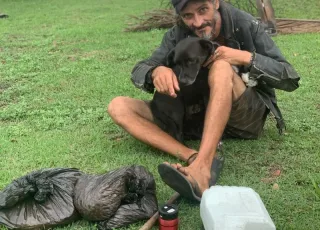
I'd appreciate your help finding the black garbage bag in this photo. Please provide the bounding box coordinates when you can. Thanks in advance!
[74,165,158,230]
[0,168,83,229]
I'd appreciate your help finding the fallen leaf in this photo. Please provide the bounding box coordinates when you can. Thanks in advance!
[272,169,281,177]
[268,164,282,178]
[272,183,279,190]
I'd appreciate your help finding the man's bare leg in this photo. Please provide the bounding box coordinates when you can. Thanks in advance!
[107,97,197,162]
[171,60,246,195]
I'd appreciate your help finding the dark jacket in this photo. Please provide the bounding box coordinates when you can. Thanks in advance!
[131,1,300,134]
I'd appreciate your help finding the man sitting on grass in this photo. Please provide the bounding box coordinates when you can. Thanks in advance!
[107,0,300,200]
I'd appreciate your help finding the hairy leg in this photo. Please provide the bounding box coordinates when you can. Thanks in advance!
[171,60,246,195]
[107,96,197,161]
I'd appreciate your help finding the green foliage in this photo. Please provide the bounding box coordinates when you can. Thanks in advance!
[0,0,319,229]
[310,176,320,199]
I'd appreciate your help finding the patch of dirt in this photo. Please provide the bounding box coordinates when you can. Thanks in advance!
[268,164,282,176]
[66,50,107,62]
[0,101,8,108]
[261,164,282,184]
[67,55,77,62]
[109,134,127,141]
[0,82,10,93]
[104,130,129,142]
[81,50,100,58]
[261,177,276,183]
[7,34,28,42]
[57,39,89,46]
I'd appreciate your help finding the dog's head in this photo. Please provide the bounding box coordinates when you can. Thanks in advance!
[167,37,219,86]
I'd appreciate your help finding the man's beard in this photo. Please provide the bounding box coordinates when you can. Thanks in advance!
[189,9,219,39]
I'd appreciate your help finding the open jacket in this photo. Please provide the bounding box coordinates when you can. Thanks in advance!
[131,1,300,134]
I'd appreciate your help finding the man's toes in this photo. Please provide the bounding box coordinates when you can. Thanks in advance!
[170,163,184,170]
[163,162,179,169]
[170,163,179,169]
[177,166,188,176]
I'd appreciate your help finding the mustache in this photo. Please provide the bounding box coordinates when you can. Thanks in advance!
[190,21,213,32]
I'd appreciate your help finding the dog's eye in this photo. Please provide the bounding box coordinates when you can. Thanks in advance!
[186,59,197,66]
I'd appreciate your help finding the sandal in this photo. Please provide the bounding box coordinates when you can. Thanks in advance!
[158,163,202,202]
[158,155,225,202]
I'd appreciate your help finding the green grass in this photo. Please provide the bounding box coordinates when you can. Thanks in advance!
[0,0,319,229]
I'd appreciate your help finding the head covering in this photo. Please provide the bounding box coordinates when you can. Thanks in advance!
[171,0,190,14]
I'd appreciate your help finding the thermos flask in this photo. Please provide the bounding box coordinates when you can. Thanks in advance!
[158,204,179,230]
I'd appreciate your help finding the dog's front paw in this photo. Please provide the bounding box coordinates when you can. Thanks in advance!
[241,73,258,87]
[241,72,249,83]
[247,79,258,87]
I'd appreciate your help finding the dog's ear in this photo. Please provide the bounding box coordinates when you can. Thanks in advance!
[199,39,213,53]
[166,48,175,67]
[199,39,221,53]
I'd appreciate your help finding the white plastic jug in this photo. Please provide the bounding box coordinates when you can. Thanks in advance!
[200,186,276,230]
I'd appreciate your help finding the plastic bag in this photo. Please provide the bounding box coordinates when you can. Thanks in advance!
[74,165,158,230]
[0,168,83,229]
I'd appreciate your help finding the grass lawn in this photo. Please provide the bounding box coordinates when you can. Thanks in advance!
[0,0,319,229]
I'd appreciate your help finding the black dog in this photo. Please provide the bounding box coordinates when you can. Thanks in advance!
[167,37,219,86]
[150,37,218,143]
[167,37,254,87]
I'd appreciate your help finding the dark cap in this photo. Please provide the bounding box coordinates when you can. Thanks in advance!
[171,0,190,14]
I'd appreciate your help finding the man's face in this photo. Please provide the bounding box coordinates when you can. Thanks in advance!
[180,0,220,39]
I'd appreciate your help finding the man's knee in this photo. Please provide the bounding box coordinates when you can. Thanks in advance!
[108,96,153,125]
[209,60,234,88]
[107,96,131,124]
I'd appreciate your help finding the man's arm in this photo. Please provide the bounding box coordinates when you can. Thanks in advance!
[131,27,178,93]
[249,20,301,92]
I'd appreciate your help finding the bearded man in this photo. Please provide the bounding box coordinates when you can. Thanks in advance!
[107,0,300,200]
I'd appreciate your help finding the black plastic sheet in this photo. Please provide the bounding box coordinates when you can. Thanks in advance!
[0,168,83,229]
[74,165,158,230]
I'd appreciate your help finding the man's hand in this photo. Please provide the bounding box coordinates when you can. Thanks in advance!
[203,46,252,68]
[152,66,180,98]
